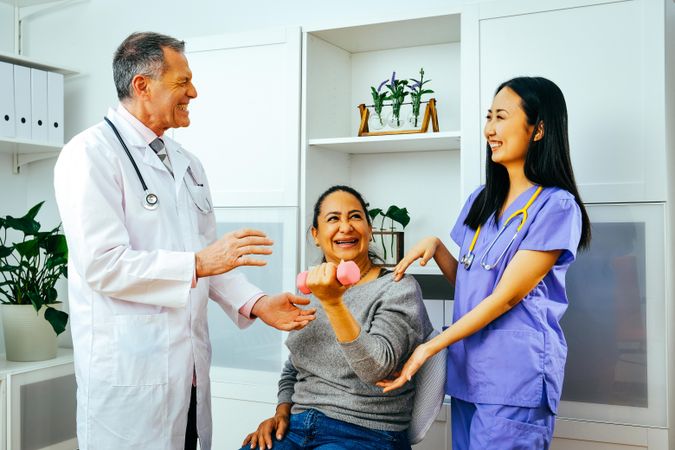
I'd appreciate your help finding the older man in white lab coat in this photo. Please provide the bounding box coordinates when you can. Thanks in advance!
[53,32,315,450]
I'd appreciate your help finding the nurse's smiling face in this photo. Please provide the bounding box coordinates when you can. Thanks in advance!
[311,190,372,266]
[484,87,538,168]
[143,47,198,135]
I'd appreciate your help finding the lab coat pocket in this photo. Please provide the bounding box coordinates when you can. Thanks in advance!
[113,314,169,386]
[468,329,545,407]
[186,183,212,214]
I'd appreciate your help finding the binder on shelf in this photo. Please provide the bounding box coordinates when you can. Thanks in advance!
[47,71,64,145]
[0,61,15,138]
[13,64,31,140]
[30,68,48,142]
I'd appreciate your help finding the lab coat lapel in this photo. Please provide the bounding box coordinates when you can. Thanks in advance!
[105,108,165,172]
[164,139,189,193]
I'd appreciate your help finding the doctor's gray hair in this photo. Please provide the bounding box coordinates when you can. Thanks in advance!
[113,32,185,101]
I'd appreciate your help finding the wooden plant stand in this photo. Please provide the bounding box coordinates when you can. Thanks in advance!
[357,98,439,137]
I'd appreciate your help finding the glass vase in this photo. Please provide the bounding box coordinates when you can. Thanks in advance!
[367,107,386,131]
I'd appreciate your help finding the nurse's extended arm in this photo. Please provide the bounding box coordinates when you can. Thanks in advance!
[378,248,560,392]
[393,236,458,285]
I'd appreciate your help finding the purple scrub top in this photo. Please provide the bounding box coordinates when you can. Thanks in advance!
[447,185,582,413]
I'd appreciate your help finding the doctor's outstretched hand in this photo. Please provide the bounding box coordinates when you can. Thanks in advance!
[195,228,273,278]
[252,293,316,331]
[376,342,433,393]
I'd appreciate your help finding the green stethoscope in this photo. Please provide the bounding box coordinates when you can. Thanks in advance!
[459,186,543,270]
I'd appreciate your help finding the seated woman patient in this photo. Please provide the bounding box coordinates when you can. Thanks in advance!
[241,185,433,450]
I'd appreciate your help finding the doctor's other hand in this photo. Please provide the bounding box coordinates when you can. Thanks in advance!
[242,402,291,450]
[376,343,433,393]
[252,293,316,331]
[195,228,273,278]
[393,236,440,281]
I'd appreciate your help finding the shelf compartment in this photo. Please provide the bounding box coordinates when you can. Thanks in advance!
[308,130,460,154]
[0,50,78,76]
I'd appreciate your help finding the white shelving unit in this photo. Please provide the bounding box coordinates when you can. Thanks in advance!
[0,0,81,172]
[301,10,474,277]
[0,348,77,450]
[308,131,460,154]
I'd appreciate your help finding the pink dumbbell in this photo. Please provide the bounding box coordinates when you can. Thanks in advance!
[296,260,361,294]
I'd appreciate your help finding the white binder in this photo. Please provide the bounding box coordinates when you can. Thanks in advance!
[0,61,15,138]
[47,72,64,145]
[13,64,31,140]
[30,68,48,142]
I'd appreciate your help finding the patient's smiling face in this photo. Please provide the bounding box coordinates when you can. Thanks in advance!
[311,190,372,266]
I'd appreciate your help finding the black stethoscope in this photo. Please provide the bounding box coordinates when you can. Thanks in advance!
[104,117,211,213]
[104,117,160,210]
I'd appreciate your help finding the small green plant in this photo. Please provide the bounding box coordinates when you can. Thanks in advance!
[0,202,69,335]
[385,72,409,127]
[370,79,390,127]
[408,67,434,127]
[368,205,410,261]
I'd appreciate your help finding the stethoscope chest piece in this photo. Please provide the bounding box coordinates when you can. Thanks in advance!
[144,191,159,210]
[459,251,475,270]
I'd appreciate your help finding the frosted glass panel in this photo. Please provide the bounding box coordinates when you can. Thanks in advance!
[209,208,297,372]
[558,203,666,427]
[563,222,647,407]
[20,373,76,450]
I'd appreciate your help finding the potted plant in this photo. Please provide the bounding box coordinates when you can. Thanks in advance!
[368,205,410,267]
[385,72,409,128]
[0,201,69,362]
[407,67,434,128]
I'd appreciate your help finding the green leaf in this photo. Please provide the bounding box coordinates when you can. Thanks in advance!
[367,208,383,221]
[14,239,40,258]
[44,306,68,336]
[4,216,40,235]
[385,205,411,229]
[0,245,13,258]
[24,202,44,221]
[45,234,68,256]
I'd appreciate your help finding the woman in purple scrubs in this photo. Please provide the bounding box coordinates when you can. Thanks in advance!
[378,77,591,449]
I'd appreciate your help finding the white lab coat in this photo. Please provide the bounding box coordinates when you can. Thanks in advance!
[54,107,263,450]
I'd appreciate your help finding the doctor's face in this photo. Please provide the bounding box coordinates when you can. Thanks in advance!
[311,191,372,266]
[146,48,197,134]
[484,87,535,168]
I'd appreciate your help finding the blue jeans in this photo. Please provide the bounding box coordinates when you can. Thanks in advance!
[239,409,410,450]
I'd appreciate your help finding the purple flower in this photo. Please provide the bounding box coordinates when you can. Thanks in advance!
[390,71,396,86]
[377,79,388,93]
[408,82,420,92]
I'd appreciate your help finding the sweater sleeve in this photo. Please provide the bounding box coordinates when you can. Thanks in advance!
[338,276,429,384]
[277,357,298,405]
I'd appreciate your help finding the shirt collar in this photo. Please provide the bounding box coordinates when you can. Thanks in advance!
[116,103,163,146]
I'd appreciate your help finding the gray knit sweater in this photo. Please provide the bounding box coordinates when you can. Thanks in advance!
[278,272,433,432]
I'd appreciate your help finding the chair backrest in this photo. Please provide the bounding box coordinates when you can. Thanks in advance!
[407,329,447,445]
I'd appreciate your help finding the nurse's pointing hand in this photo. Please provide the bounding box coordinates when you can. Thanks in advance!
[393,236,440,281]
[376,343,433,393]
[195,228,273,278]
[252,293,317,331]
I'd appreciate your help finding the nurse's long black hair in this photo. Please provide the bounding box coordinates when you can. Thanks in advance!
[464,76,591,250]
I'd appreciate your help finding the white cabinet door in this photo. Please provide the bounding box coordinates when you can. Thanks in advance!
[208,207,297,449]
[7,362,77,450]
[174,28,301,207]
[208,207,296,374]
[560,203,666,428]
[478,0,666,203]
